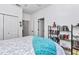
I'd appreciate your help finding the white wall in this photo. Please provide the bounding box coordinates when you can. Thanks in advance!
[23,13,31,21]
[32,4,79,37]
[0,4,22,16]
[0,4,23,37]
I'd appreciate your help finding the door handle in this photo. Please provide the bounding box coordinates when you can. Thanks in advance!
[8,33,10,34]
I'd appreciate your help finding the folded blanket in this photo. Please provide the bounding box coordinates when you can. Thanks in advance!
[32,36,57,55]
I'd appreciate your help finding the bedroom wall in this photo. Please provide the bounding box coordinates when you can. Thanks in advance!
[0,4,23,37]
[23,13,31,21]
[32,4,79,37]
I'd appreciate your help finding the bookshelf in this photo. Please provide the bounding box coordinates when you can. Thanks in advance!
[48,25,60,43]
[71,25,79,55]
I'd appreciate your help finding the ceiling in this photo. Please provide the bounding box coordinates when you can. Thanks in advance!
[16,4,51,14]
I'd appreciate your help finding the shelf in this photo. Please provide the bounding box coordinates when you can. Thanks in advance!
[73,35,79,38]
[65,50,71,55]
[60,32,71,35]
[50,34,58,35]
[61,46,71,51]
[73,47,79,50]
[60,39,71,42]
[73,26,79,28]
[48,30,58,31]
[73,37,79,41]
[73,39,79,41]
[60,31,71,32]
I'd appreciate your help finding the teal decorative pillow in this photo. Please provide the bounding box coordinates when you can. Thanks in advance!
[32,36,57,55]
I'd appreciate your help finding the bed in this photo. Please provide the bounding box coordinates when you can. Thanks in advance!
[0,36,65,55]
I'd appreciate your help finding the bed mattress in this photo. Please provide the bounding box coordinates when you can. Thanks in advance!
[0,36,35,55]
[0,36,65,55]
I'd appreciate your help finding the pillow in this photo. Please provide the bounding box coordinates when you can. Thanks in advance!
[32,36,57,55]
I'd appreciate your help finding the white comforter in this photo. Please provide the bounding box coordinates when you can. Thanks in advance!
[0,36,35,55]
[0,36,65,55]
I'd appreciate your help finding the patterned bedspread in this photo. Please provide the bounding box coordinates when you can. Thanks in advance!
[0,36,65,55]
[0,36,35,55]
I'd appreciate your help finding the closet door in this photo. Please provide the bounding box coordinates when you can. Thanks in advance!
[0,14,3,40]
[4,15,19,40]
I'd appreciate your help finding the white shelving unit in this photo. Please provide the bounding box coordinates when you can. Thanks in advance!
[59,25,71,55]
[71,25,79,55]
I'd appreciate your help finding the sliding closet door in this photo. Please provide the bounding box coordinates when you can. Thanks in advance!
[4,15,19,40]
[0,14,3,40]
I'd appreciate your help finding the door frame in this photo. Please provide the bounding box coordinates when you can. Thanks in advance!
[22,20,30,36]
[38,18,44,37]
